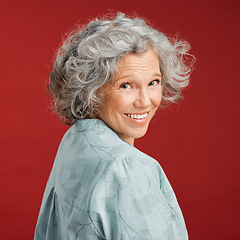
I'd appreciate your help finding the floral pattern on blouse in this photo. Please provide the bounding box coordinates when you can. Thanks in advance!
[34,119,188,240]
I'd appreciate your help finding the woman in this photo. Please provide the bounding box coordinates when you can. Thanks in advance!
[35,13,193,240]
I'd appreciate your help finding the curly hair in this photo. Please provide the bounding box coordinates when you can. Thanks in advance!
[48,12,194,125]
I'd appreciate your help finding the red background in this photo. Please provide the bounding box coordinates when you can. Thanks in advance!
[1,0,239,239]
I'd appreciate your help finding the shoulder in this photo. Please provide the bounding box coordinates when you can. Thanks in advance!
[60,119,159,168]
[53,119,166,206]
[89,149,165,210]
[87,149,179,239]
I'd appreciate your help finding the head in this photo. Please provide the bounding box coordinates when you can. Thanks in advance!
[98,48,162,144]
[48,12,194,141]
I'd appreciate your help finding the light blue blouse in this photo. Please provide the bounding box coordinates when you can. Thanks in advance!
[34,119,188,239]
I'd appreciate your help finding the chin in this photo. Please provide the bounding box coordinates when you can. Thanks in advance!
[131,129,148,139]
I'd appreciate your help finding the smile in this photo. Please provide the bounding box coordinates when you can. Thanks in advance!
[124,113,148,120]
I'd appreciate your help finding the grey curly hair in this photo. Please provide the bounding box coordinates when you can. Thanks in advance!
[48,12,194,125]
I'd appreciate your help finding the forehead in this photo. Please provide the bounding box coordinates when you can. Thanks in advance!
[114,48,161,79]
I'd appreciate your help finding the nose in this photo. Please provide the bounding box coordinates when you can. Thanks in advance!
[133,88,151,108]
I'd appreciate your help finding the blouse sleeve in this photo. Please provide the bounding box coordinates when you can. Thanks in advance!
[88,156,185,240]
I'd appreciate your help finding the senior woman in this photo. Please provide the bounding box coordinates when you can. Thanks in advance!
[35,13,193,240]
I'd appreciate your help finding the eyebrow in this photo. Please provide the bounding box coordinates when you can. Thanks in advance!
[153,73,162,78]
[115,73,162,82]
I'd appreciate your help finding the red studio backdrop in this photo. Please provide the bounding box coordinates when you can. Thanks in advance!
[1,0,239,239]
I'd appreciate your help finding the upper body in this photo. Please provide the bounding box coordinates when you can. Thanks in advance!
[35,12,194,240]
[35,119,188,240]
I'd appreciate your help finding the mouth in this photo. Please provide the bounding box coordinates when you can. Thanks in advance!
[124,112,148,120]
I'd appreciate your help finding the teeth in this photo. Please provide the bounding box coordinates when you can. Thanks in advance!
[125,113,147,119]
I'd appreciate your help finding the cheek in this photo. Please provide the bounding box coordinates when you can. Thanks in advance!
[115,94,132,111]
[107,92,132,113]
[101,91,130,115]
[152,90,162,106]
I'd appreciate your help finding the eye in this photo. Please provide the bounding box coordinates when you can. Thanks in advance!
[120,83,131,89]
[149,79,160,86]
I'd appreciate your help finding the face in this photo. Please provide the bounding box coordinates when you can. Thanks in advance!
[98,48,162,144]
